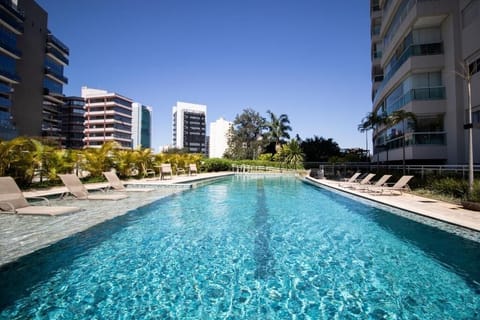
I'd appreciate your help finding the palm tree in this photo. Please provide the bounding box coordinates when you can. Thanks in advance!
[282,139,304,170]
[387,110,417,175]
[266,110,292,153]
[83,141,118,178]
[358,111,387,164]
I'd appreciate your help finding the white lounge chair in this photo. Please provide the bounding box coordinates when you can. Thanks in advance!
[0,176,81,216]
[103,171,154,192]
[160,163,173,180]
[369,175,414,195]
[341,173,376,188]
[338,172,361,186]
[58,174,128,200]
[355,174,392,191]
[188,163,198,175]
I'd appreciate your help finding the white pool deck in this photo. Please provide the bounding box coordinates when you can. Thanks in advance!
[1,172,480,267]
[303,176,480,233]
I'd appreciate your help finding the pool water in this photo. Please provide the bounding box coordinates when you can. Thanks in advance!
[1,175,479,319]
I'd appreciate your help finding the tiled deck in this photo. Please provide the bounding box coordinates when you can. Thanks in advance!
[0,172,234,266]
[303,176,480,233]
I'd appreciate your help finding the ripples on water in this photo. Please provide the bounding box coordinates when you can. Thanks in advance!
[1,175,479,319]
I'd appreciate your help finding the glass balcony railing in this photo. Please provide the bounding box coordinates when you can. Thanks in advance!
[0,37,21,58]
[386,87,445,114]
[45,67,68,84]
[47,34,69,55]
[375,132,446,152]
[46,46,69,65]
[0,9,24,33]
[0,0,24,20]
[0,68,20,83]
[374,42,443,104]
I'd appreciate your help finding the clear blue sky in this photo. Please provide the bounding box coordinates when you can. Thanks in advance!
[37,0,372,151]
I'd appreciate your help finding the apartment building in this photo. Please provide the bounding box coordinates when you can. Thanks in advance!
[82,86,133,149]
[370,0,480,165]
[61,96,84,149]
[0,0,69,141]
[131,102,152,149]
[209,117,232,158]
[172,101,207,154]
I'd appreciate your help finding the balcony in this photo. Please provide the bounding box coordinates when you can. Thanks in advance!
[0,37,21,59]
[0,68,19,84]
[47,34,69,55]
[386,87,445,114]
[45,67,68,84]
[0,9,23,34]
[0,0,24,20]
[46,46,69,65]
[374,42,443,104]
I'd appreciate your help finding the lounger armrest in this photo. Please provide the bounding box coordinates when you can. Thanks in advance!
[0,201,17,213]
[25,196,50,206]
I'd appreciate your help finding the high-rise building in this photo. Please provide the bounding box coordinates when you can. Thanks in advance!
[82,86,133,149]
[172,101,207,154]
[131,102,152,149]
[0,0,23,140]
[0,0,69,141]
[61,96,85,149]
[209,117,232,158]
[370,0,480,165]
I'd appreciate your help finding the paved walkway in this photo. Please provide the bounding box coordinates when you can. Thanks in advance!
[303,176,480,232]
[0,172,234,266]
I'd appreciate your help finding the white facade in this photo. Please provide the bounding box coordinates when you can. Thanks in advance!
[209,117,232,158]
[131,102,152,149]
[172,101,207,153]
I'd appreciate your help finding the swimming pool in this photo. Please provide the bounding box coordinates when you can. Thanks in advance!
[1,175,479,318]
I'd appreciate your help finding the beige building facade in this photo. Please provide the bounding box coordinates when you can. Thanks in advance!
[370,0,480,165]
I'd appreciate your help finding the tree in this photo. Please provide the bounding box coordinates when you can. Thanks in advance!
[82,141,117,177]
[265,110,292,153]
[226,108,267,160]
[387,110,417,175]
[282,139,304,170]
[358,111,387,158]
[300,136,340,162]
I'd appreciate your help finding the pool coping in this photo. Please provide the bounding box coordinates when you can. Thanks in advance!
[301,175,480,233]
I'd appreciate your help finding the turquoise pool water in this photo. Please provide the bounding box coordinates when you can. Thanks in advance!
[1,175,479,319]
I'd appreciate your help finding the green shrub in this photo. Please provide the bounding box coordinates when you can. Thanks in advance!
[201,158,232,172]
[426,176,468,198]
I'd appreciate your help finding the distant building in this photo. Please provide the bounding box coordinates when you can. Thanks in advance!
[172,101,207,154]
[209,117,232,158]
[370,0,480,164]
[61,96,84,149]
[0,0,69,142]
[81,86,133,149]
[131,102,152,149]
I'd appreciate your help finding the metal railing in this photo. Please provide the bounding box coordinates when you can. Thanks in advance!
[305,162,480,180]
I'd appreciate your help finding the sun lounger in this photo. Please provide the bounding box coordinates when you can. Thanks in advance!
[160,164,173,180]
[188,163,198,175]
[103,171,154,192]
[338,172,361,186]
[355,174,392,191]
[368,175,414,195]
[341,173,376,188]
[0,176,81,216]
[58,174,128,200]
